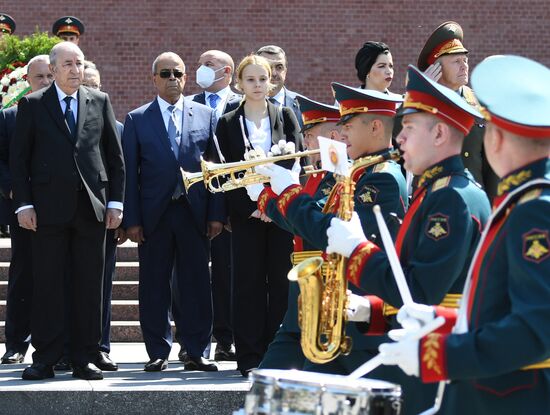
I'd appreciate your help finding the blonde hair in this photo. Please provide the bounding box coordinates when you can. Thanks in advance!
[234,54,275,94]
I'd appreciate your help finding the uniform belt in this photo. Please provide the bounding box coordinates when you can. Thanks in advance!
[522,358,550,370]
[382,294,462,317]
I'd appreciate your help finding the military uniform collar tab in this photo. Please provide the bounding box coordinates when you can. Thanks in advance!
[418,155,463,188]
[497,157,549,196]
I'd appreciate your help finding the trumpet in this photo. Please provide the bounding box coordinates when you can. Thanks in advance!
[181,149,320,193]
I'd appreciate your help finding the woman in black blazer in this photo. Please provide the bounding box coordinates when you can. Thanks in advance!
[215,54,302,376]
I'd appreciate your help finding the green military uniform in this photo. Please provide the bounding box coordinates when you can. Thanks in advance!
[343,66,491,414]
[414,54,550,415]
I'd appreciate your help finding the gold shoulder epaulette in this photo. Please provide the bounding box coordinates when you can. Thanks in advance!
[432,176,451,192]
[518,188,542,204]
[372,161,389,173]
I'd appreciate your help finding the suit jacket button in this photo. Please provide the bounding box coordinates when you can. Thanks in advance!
[464,151,470,157]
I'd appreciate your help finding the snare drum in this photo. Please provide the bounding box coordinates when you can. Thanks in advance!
[244,369,402,415]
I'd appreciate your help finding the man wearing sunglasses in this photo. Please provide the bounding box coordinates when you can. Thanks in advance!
[122,52,225,372]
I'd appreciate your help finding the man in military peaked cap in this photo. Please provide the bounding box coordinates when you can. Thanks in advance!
[52,16,84,45]
[0,13,16,35]
[377,55,550,415]
[418,21,498,200]
[326,66,491,414]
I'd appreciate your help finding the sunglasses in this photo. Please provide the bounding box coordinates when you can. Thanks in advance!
[158,69,185,79]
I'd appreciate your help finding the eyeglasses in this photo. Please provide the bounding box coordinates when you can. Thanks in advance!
[157,69,185,79]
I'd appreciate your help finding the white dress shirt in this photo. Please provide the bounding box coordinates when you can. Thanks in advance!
[205,86,231,119]
[245,116,271,154]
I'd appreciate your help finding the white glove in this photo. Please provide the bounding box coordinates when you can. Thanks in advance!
[246,183,265,202]
[255,159,301,195]
[269,140,295,156]
[243,147,266,161]
[388,303,436,341]
[346,293,371,322]
[378,338,420,377]
[326,212,367,257]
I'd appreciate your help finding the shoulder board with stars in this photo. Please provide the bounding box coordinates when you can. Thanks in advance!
[518,188,542,205]
[431,176,451,192]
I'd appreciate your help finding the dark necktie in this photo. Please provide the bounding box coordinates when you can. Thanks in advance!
[269,97,281,107]
[208,93,220,109]
[64,96,76,138]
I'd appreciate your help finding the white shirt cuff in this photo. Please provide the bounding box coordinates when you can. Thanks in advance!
[15,205,34,214]
[107,201,123,211]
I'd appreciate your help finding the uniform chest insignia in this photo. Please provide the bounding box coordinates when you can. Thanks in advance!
[357,185,378,204]
[372,162,389,173]
[431,176,451,192]
[523,229,549,263]
[426,213,450,241]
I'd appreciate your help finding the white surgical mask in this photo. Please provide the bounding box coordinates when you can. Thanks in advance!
[195,65,225,89]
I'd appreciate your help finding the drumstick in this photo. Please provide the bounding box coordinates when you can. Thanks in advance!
[373,205,414,306]
[347,316,445,380]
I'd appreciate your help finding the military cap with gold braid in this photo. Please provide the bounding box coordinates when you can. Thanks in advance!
[52,16,85,37]
[331,82,403,124]
[296,95,341,133]
[472,55,550,139]
[0,13,16,35]
[418,21,468,71]
[399,65,482,135]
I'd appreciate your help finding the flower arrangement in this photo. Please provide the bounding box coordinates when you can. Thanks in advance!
[0,30,61,108]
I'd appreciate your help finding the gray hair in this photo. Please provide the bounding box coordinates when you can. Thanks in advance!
[28,54,50,68]
[49,41,85,66]
[151,52,185,74]
[84,60,97,70]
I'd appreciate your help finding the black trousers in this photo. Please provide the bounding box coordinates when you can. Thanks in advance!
[100,229,117,353]
[4,211,33,354]
[230,217,293,371]
[210,228,233,348]
[30,191,106,366]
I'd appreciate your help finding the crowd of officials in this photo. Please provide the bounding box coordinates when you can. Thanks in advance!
[1,12,548,415]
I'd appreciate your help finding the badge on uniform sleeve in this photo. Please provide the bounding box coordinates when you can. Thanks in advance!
[523,229,549,263]
[426,213,449,241]
[357,185,378,205]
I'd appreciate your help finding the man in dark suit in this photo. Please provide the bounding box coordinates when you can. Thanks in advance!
[0,55,53,365]
[173,50,240,363]
[256,45,303,128]
[123,52,224,372]
[10,42,125,381]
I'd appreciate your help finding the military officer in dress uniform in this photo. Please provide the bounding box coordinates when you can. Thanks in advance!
[0,13,16,35]
[418,21,499,200]
[255,86,408,375]
[377,55,550,415]
[52,16,84,45]
[325,66,491,414]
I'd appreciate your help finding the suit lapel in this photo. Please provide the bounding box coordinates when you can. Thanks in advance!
[75,86,89,141]
[147,99,173,155]
[42,84,73,143]
[267,100,282,145]
[178,99,192,161]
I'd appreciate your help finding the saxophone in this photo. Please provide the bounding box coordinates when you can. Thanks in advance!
[287,148,401,364]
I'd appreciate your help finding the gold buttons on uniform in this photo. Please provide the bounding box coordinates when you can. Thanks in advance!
[464,151,470,157]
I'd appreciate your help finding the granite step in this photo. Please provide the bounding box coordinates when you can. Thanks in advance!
[0,261,139,281]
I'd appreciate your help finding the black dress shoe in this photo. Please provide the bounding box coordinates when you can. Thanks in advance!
[54,356,72,371]
[183,355,218,372]
[239,367,255,378]
[1,350,25,364]
[178,346,187,362]
[72,363,103,380]
[95,351,118,371]
[22,363,54,380]
[144,358,168,372]
[214,343,236,361]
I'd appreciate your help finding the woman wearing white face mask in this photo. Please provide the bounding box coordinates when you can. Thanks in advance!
[214,54,303,377]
